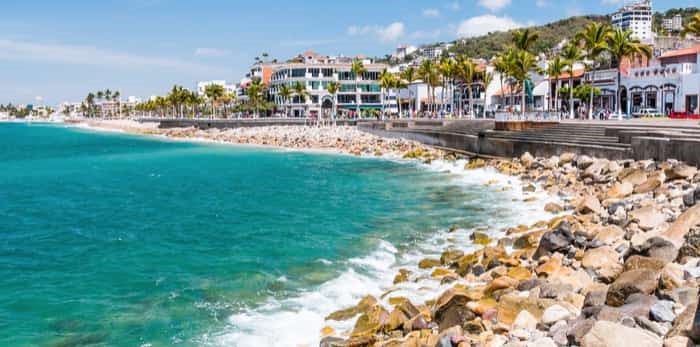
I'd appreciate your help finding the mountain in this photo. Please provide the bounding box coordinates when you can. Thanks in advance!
[448,15,610,59]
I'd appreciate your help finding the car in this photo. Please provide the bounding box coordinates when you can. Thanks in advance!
[633,108,661,118]
[608,112,627,121]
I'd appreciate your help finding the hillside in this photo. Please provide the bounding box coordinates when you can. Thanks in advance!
[448,15,609,59]
[652,7,700,34]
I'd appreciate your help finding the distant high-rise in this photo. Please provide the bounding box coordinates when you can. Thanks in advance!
[611,0,653,43]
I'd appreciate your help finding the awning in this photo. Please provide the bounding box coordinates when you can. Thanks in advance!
[532,81,549,96]
[339,104,382,110]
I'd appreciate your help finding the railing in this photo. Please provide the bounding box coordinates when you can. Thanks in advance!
[494,111,563,122]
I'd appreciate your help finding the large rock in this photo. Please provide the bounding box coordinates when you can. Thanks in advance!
[521,152,535,168]
[496,293,555,327]
[533,222,574,259]
[440,249,464,266]
[606,269,659,307]
[559,152,576,166]
[593,225,625,245]
[326,295,378,321]
[667,299,700,343]
[596,294,657,323]
[666,165,698,181]
[634,236,679,263]
[583,159,609,179]
[581,246,622,282]
[623,255,667,272]
[679,228,700,258]
[577,155,595,170]
[608,182,634,199]
[621,168,648,186]
[630,206,666,231]
[351,305,389,337]
[662,204,700,248]
[542,304,573,324]
[635,177,663,194]
[432,289,476,331]
[581,320,662,347]
[577,195,602,215]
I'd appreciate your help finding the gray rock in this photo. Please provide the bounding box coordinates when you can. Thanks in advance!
[679,229,700,258]
[635,316,671,336]
[650,300,677,322]
[634,237,679,264]
[534,222,574,259]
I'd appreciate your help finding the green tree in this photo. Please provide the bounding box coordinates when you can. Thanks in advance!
[575,22,611,118]
[204,84,225,118]
[326,81,341,123]
[246,78,267,118]
[438,57,457,114]
[351,59,367,118]
[278,84,292,118]
[292,81,309,117]
[379,69,395,119]
[607,28,652,115]
[681,12,700,37]
[546,56,568,113]
[512,28,540,52]
[400,67,418,117]
[509,50,542,113]
[455,56,475,117]
[560,43,585,118]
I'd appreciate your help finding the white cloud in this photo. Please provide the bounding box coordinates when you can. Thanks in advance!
[478,0,511,11]
[348,22,405,43]
[194,47,230,57]
[446,1,461,10]
[456,15,522,38]
[423,8,441,17]
[0,39,229,74]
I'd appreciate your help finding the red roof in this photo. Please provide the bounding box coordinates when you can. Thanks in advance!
[548,69,585,80]
[659,44,700,59]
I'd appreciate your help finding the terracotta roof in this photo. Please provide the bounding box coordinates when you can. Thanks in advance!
[659,44,700,59]
[493,85,523,97]
[548,69,585,80]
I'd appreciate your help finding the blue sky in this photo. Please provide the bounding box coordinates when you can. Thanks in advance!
[0,0,692,105]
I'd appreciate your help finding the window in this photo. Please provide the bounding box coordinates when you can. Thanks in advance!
[338,94,356,103]
[292,69,305,78]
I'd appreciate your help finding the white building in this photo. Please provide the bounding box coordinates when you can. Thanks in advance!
[267,51,388,118]
[612,0,653,44]
[196,80,236,97]
[394,45,418,60]
[420,43,453,60]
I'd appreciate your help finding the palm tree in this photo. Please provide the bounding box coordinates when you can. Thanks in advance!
[510,50,541,114]
[576,22,611,119]
[546,56,568,113]
[278,84,292,118]
[392,75,407,119]
[351,59,367,118]
[86,93,96,117]
[247,78,267,118]
[681,13,700,38]
[292,81,309,117]
[512,28,540,52]
[105,89,112,102]
[400,67,417,117]
[379,69,395,119]
[607,28,652,116]
[204,84,225,118]
[419,59,439,116]
[455,56,475,117]
[438,57,456,115]
[326,81,340,124]
[560,43,585,119]
[113,91,121,118]
[493,54,511,112]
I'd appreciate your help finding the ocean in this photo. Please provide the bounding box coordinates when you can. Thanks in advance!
[0,122,558,346]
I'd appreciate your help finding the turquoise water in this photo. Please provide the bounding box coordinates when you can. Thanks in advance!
[1,123,540,346]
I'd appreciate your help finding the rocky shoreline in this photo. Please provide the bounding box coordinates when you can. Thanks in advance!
[320,153,700,347]
[78,120,700,347]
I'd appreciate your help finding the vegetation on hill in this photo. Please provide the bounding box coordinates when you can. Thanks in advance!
[449,15,610,59]
[652,7,700,35]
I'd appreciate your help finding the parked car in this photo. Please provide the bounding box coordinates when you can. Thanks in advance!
[607,112,627,121]
[633,108,662,118]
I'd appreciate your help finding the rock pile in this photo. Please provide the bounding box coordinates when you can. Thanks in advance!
[321,152,700,347]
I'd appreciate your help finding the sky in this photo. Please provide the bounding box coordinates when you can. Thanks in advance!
[0,0,693,105]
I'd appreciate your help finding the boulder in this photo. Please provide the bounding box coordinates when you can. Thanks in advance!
[577,155,595,170]
[596,294,657,323]
[512,309,538,331]
[621,168,648,186]
[581,320,662,347]
[544,202,564,213]
[577,195,602,215]
[636,177,663,194]
[533,223,574,259]
[418,258,441,269]
[666,165,698,181]
[583,159,608,179]
[542,304,573,324]
[326,295,378,321]
[521,152,535,168]
[351,305,389,337]
[667,299,700,343]
[662,204,700,248]
[634,237,679,264]
[623,255,667,272]
[593,225,625,245]
[496,293,555,327]
[581,246,622,282]
[432,289,476,331]
[608,182,634,199]
[441,249,465,266]
[559,152,576,166]
[606,269,659,307]
[650,300,676,323]
[630,206,666,231]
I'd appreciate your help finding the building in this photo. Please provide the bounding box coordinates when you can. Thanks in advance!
[662,15,683,32]
[394,45,418,60]
[197,80,236,97]
[267,51,388,118]
[420,43,453,60]
[612,0,653,44]
[619,44,700,115]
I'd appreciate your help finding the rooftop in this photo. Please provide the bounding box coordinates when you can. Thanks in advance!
[659,44,700,59]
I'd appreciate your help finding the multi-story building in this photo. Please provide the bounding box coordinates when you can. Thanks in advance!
[662,15,683,33]
[612,0,653,44]
[196,80,236,97]
[267,51,388,118]
[394,45,418,61]
[620,44,700,115]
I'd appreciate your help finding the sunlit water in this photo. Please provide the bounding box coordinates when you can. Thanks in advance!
[0,122,560,346]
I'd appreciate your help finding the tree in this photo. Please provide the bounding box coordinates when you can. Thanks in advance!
[573,83,601,104]
[560,43,585,118]
[167,85,187,118]
[419,59,439,116]
[492,53,511,111]
[292,81,309,117]
[204,84,225,118]
[278,84,292,118]
[351,59,367,118]
[113,91,121,118]
[509,50,542,114]
[546,56,568,113]
[392,75,407,119]
[246,78,267,118]
[438,57,456,115]
[86,93,96,117]
[575,22,611,119]
[606,28,652,115]
[512,28,540,52]
[400,67,417,117]
[681,13,700,38]
[455,56,475,117]
[379,69,395,119]
[326,81,340,124]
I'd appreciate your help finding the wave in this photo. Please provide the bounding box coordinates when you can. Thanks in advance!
[199,159,565,347]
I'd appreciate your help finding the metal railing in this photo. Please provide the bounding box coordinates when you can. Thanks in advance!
[494,111,563,122]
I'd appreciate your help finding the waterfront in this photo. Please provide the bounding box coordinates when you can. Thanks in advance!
[0,123,558,346]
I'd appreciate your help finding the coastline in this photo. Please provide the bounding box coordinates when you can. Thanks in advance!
[9,119,699,346]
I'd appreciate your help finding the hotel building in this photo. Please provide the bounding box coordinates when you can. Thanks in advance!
[266,51,388,118]
[612,0,653,44]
